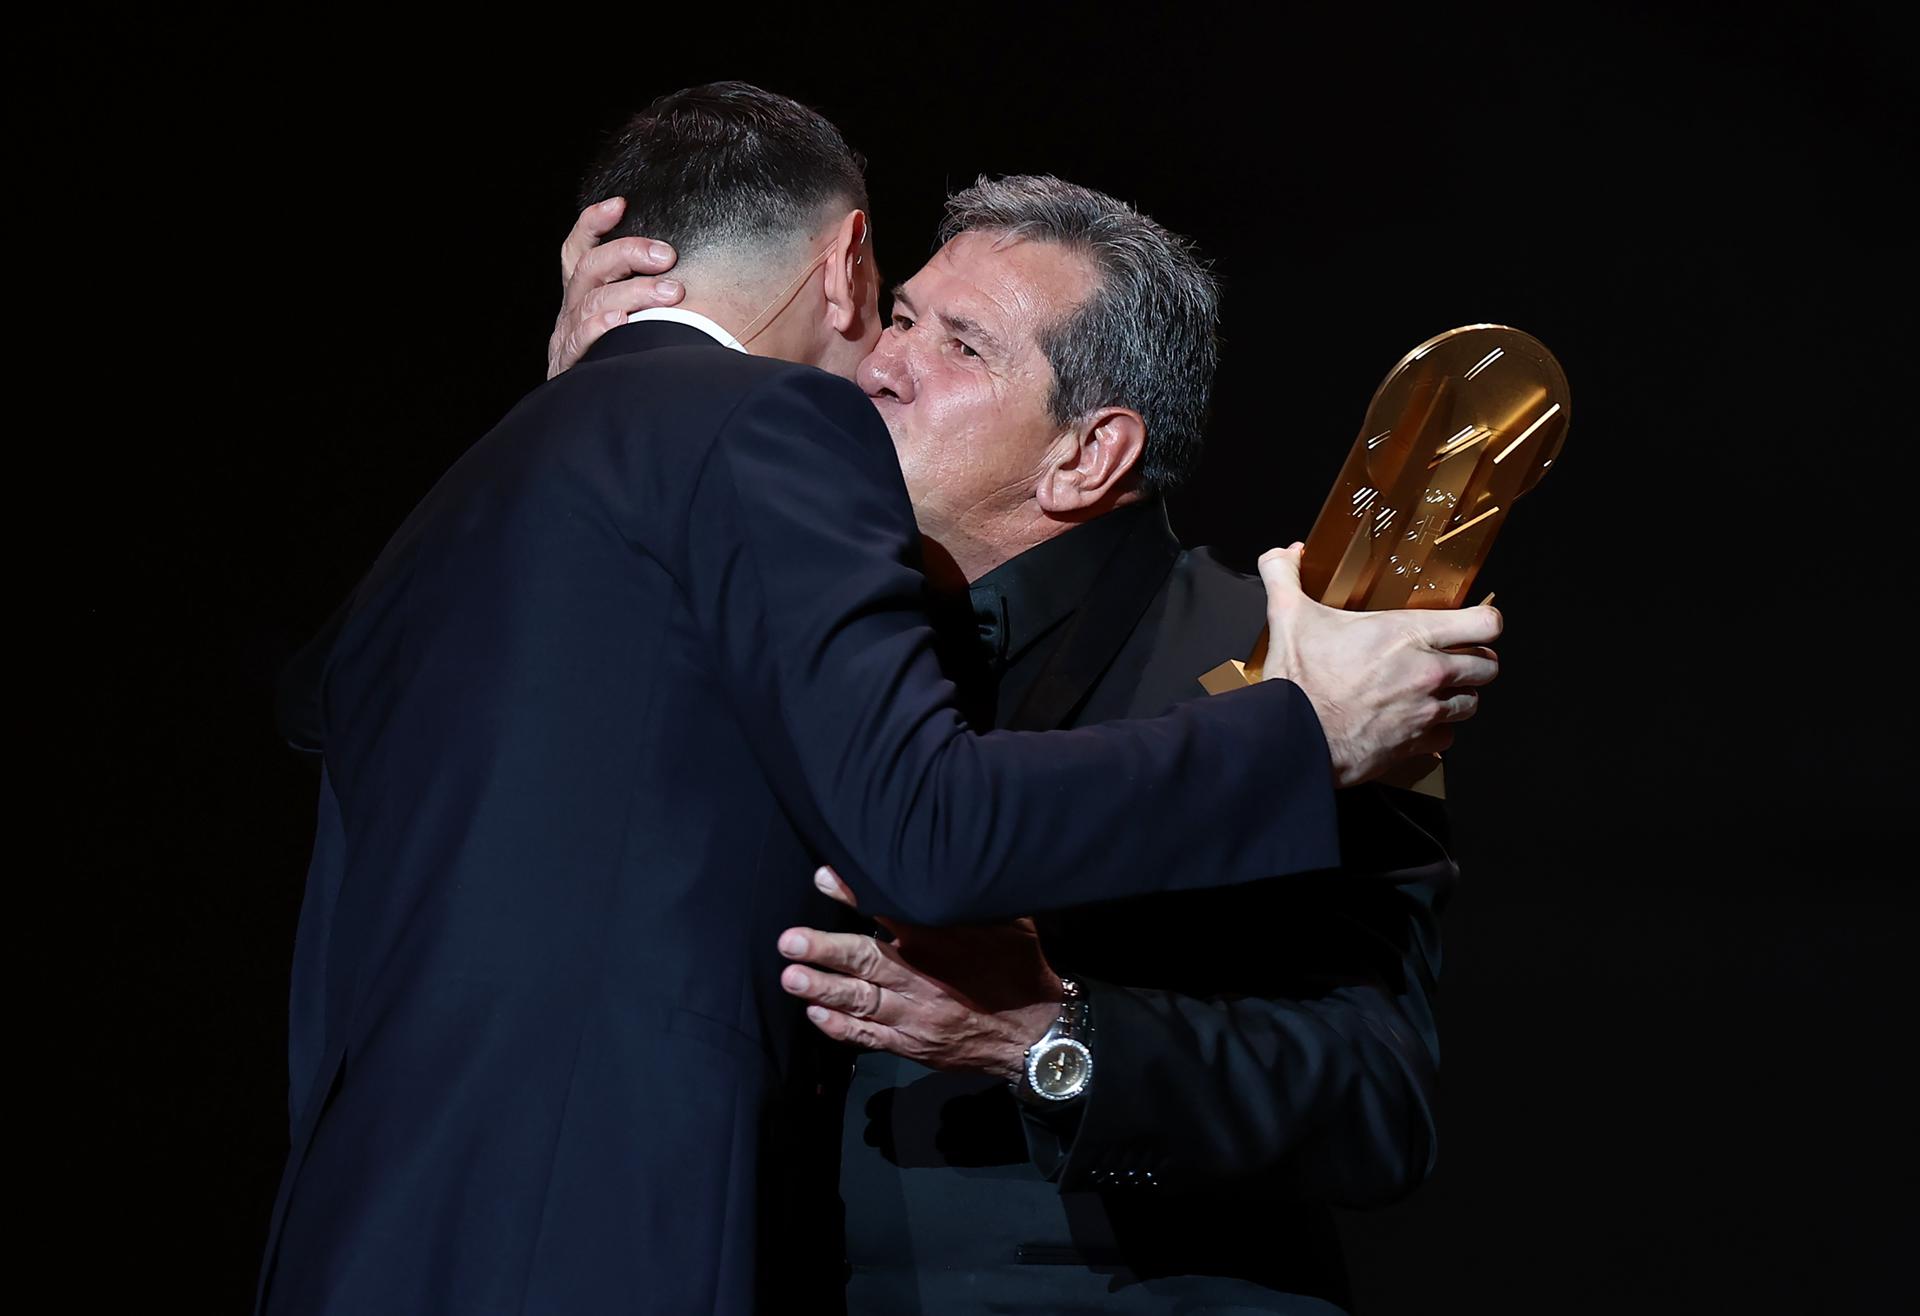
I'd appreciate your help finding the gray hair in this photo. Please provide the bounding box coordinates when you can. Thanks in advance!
[938,175,1220,492]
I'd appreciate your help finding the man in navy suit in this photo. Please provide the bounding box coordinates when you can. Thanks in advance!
[263,86,1498,1314]
[551,169,1492,1312]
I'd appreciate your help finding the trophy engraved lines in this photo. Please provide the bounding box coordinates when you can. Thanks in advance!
[1199,324,1571,795]
[1302,325,1568,612]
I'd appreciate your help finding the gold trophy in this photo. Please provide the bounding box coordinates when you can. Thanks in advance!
[1200,324,1571,795]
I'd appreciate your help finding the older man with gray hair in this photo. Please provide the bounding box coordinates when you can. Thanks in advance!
[554,172,1482,1314]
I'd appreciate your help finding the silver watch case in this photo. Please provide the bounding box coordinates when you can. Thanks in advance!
[1016,978,1093,1104]
[1023,1035,1093,1102]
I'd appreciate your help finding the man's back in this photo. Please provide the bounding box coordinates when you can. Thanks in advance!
[264,322,875,1313]
[260,324,1345,1314]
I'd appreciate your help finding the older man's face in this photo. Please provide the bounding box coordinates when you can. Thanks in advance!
[857,231,1097,542]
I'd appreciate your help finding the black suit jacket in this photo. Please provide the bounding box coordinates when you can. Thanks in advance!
[256,324,1345,1315]
[842,502,1453,1314]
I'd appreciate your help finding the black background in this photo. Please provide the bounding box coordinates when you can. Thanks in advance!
[77,5,1912,1310]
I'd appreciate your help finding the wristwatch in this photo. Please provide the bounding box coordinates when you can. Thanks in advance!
[1012,978,1094,1105]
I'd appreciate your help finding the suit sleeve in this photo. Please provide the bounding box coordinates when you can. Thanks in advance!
[1021,860,1451,1207]
[675,367,1341,926]
[275,597,350,753]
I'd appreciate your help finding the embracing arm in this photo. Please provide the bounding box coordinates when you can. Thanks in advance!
[783,858,1451,1207]
[673,366,1343,925]
[674,365,1495,924]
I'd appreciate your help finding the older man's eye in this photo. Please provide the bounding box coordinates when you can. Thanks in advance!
[957,341,979,358]
[892,313,915,332]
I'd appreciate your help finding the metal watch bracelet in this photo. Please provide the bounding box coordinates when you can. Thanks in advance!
[1013,977,1094,1104]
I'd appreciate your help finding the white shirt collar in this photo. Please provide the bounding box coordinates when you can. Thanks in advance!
[626,307,747,353]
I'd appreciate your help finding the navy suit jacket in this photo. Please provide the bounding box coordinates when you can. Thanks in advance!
[256,323,1342,1315]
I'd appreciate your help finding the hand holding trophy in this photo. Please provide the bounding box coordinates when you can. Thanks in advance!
[1205,325,1570,794]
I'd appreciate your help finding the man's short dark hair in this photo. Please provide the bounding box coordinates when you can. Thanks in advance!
[939,176,1221,493]
[579,82,867,261]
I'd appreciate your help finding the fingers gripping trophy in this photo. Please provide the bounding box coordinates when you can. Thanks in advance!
[1202,325,1571,795]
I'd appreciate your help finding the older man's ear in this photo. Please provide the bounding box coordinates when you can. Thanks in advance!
[1034,408,1148,517]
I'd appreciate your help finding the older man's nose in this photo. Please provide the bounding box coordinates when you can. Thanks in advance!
[860,335,914,403]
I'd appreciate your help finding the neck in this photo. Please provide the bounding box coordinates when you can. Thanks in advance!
[670,294,821,368]
[926,505,1076,585]
[925,487,1147,583]
[669,299,748,342]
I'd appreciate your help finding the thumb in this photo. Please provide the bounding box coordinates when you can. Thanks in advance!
[560,196,627,285]
[584,195,628,237]
[1256,543,1306,600]
[813,865,859,910]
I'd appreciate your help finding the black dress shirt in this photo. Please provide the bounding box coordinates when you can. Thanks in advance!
[839,498,1451,1315]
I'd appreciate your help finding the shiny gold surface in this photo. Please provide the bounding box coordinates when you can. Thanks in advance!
[1302,324,1569,610]
[1199,326,1569,796]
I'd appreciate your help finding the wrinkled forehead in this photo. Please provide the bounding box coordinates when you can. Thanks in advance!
[899,231,1100,352]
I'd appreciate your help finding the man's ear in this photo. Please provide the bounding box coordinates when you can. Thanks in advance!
[1035,408,1148,516]
[822,208,872,337]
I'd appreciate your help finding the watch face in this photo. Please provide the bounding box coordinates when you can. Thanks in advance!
[1030,1038,1093,1099]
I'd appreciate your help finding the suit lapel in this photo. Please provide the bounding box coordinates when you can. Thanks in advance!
[1120,548,1270,721]
[1006,504,1182,732]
